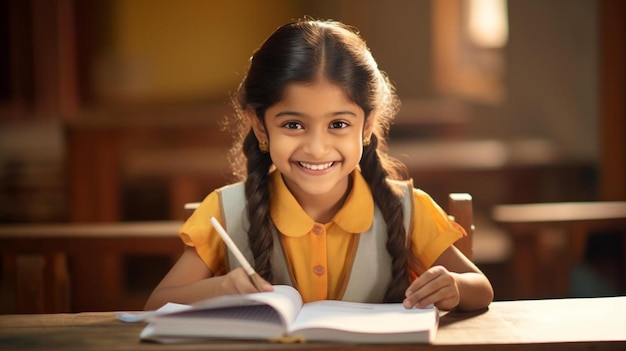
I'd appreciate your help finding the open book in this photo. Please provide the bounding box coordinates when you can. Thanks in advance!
[127,285,438,344]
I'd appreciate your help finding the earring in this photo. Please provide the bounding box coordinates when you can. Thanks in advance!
[259,140,269,153]
[363,136,371,146]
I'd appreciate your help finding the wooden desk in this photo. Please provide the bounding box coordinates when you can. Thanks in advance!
[0,222,184,313]
[492,202,626,299]
[1,296,624,350]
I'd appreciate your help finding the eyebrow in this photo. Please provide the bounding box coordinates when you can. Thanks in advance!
[274,110,358,118]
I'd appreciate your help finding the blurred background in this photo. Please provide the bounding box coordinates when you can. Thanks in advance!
[1,0,624,313]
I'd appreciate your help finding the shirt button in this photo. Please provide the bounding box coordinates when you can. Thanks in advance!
[312,224,324,235]
[313,265,325,276]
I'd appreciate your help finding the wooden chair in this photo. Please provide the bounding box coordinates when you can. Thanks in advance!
[185,192,474,260]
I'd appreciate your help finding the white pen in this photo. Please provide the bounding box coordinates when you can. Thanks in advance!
[209,217,267,292]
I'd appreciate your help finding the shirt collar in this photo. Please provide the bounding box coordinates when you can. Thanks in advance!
[269,170,374,237]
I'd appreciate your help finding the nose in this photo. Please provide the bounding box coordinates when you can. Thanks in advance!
[302,128,330,158]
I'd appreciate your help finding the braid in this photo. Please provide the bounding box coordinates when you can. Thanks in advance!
[242,131,275,282]
[360,134,410,302]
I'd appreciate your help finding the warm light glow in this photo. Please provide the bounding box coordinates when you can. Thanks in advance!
[468,0,509,48]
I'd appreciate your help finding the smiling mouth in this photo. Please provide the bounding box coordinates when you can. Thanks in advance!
[298,161,334,171]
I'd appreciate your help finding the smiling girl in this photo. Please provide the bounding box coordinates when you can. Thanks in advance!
[145,18,493,312]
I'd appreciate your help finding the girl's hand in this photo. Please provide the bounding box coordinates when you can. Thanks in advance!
[220,268,274,295]
[402,265,460,311]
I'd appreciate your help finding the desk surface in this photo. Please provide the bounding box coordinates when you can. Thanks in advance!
[1,296,625,351]
[492,201,626,224]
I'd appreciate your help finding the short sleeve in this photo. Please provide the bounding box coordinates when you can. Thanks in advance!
[179,191,227,275]
[408,189,464,268]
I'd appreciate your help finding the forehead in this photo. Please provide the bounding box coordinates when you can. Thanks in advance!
[273,80,362,114]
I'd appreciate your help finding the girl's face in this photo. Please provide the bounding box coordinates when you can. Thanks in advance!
[251,80,373,207]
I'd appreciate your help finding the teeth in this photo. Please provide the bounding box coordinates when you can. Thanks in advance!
[299,162,333,171]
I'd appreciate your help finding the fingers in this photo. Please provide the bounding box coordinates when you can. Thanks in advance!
[250,273,274,292]
[222,268,274,295]
[403,266,460,311]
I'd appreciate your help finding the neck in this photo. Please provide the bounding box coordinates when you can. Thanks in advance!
[290,177,353,223]
[301,188,350,223]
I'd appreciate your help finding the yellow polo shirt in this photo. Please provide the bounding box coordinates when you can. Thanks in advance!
[180,170,463,303]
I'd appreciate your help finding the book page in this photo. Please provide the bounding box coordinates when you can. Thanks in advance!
[141,305,285,342]
[233,285,303,327]
[171,285,303,327]
[288,300,437,343]
[141,285,305,342]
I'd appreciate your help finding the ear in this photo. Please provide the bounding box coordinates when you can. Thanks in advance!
[363,114,375,141]
[247,108,267,142]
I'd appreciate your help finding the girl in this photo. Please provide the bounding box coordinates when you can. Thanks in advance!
[145,18,493,312]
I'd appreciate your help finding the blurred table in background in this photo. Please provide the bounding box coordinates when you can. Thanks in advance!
[0,222,183,313]
[65,107,232,223]
[492,201,626,299]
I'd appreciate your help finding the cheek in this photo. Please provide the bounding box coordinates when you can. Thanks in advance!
[344,137,364,161]
[355,147,364,163]
[268,137,291,159]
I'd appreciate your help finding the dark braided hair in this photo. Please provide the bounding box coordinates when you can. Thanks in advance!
[225,18,410,302]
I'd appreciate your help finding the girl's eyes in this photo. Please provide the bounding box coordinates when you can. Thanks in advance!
[282,121,303,129]
[330,121,349,129]
[281,121,350,130]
